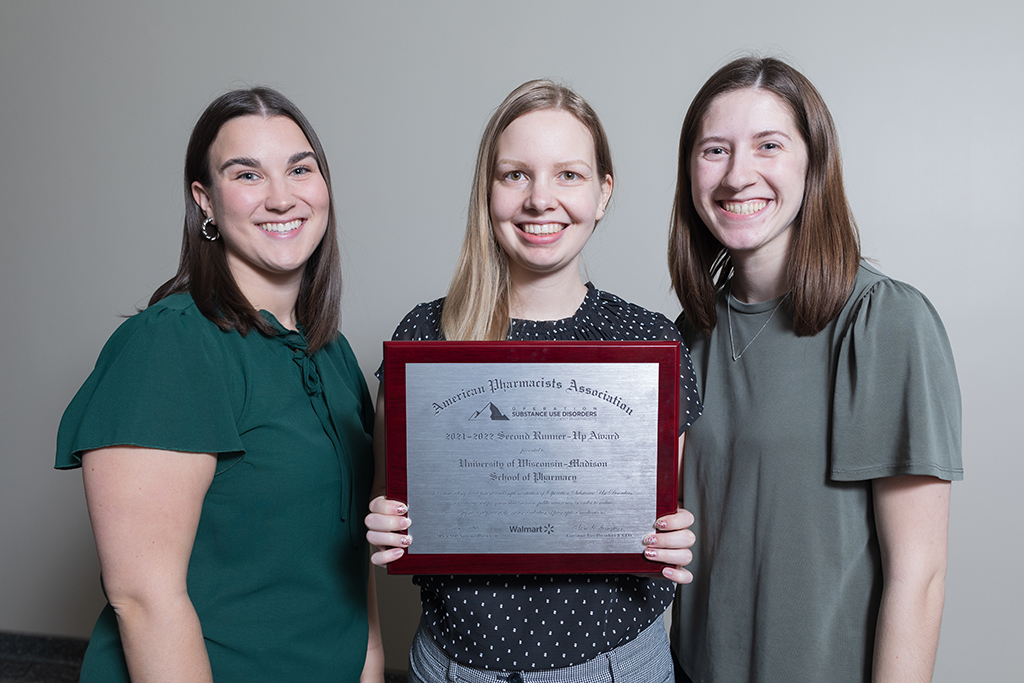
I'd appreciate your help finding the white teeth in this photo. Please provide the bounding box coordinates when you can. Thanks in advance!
[520,223,564,235]
[259,219,302,233]
[722,201,767,215]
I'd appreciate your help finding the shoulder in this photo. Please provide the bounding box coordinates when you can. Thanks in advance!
[56,293,246,469]
[841,262,950,338]
[831,263,962,481]
[590,287,682,342]
[391,298,445,341]
[102,293,224,357]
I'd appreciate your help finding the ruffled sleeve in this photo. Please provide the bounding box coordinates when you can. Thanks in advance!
[56,298,245,470]
[389,299,445,342]
[830,278,962,481]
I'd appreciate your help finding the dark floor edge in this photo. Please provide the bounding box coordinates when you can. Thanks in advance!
[1,632,407,682]
[0,632,88,666]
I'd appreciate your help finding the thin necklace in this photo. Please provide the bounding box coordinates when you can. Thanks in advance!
[727,284,789,362]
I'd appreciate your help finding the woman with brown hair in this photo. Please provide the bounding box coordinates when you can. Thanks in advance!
[367,79,702,682]
[56,87,379,682]
[668,57,962,682]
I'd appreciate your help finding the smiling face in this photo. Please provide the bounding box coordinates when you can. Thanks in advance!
[691,88,808,272]
[489,108,612,284]
[191,115,330,301]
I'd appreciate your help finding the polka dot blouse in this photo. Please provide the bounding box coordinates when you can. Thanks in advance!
[382,283,702,670]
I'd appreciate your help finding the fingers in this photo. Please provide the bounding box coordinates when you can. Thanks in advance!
[654,507,695,532]
[368,495,407,516]
[642,543,693,566]
[370,546,408,567]
[641,538,695,585]
[643,507,697,584]
[643,527,695,550]
[660,566,694,585]
[365,496,411,566]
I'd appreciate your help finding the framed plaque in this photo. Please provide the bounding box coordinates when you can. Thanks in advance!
[383,341,680,575]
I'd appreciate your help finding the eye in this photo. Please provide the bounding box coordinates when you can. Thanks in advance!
[761,142,781,151]
[560,171,579,181]
[236,171,260,181]
[504,170,525,182]
[290,165,313,176]
[701,147,727,159]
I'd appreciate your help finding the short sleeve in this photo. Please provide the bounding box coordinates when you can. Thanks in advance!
[56,304,245,469]
[830,279,962,481]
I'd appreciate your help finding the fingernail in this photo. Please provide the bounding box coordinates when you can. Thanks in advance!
[655,519,668,530]
[400,536,412,546]
[396,504,408,515]
[644,548,658,559]
[643,534,657,546]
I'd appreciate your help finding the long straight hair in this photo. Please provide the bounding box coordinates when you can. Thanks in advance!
[440,80,614,341]
[151,87,341,353]
[668,57,860,337]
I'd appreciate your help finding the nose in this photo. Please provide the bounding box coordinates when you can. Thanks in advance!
[264,176,296,213]
[524,179,556,212]
[722,151,757,191]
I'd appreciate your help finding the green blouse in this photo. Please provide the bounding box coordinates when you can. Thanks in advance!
[56,292,374,682]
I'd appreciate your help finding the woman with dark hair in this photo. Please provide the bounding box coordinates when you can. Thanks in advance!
[56,87,379,682]
[367,79,702,683]
[668,57,962,682]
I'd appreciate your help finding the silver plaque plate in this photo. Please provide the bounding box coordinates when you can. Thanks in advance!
[404,362,659,555]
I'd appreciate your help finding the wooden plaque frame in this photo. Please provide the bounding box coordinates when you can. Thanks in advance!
[383,340,680,574]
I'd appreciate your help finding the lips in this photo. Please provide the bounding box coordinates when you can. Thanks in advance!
[518,223,566,235]
[720,200,768,215]
[258,218,303,234]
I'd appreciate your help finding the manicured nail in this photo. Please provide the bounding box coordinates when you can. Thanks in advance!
[643,534,657,546]
[655,519,668,530]
[400,535,412,546]
[644,548,658,559]
[396,503,408,515]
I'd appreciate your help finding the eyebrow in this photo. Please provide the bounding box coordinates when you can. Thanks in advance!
[754,129,793,141]
[220,156,260,172]
[289,151,317,165]
[218,151,317,172]
[495,158,593,169]
[696,130,794,146]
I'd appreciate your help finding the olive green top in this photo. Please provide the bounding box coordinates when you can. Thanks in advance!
[672,263,962,682]
[56,292,374,682]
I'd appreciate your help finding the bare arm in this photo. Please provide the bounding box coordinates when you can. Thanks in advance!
[640,434,695,584]
[361,386,389,680]
[872,475,951,682]
[365,385,412,565]
[82,446,216,683]
[360,566,385,682]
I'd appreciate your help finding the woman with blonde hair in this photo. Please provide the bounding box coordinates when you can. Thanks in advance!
[668,56,962,682]
[368,79,702,682]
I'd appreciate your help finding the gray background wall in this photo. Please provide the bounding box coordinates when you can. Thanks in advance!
[1,1,1019,679]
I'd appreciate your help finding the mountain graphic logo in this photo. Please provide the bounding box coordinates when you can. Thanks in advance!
[469,402,510,421]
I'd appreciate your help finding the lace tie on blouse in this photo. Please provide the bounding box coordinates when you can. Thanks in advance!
[293,349,323,397]
[277,328,359,545]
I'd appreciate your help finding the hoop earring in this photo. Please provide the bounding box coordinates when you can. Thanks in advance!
[201,217,220,241]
